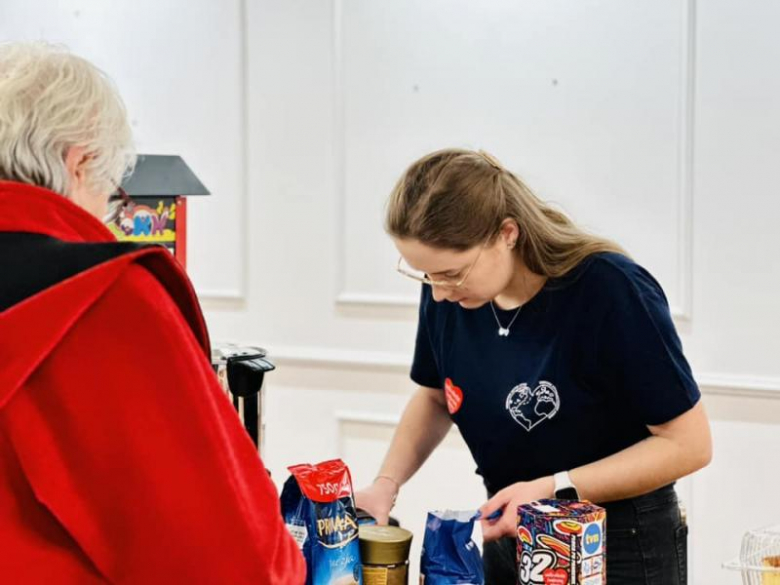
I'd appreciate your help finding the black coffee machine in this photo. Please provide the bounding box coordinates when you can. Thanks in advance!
[211,344,274,456]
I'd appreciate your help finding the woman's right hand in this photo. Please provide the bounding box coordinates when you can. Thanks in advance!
[354,476,399,525]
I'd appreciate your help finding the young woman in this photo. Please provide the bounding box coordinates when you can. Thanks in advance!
[355,148,712,584]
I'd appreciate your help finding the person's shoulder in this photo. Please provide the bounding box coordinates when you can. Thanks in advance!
[112,262,170,300]
[84,262,177,330]
[582,252,641,281]
[576,252,668,304]
[88,252,209,351]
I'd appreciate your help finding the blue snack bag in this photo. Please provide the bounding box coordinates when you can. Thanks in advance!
[281,459,363,585]
[420,510,484,584]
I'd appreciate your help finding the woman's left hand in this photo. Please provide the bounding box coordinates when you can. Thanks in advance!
[478,476,554,542]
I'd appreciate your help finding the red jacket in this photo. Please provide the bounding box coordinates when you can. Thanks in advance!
[0,181,305,584]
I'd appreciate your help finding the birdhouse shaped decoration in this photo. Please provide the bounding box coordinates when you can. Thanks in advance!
[107,155,210,269]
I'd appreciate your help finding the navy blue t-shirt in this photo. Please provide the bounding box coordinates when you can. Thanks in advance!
[411,252,700,494]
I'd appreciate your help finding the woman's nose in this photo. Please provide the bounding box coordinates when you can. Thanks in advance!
[430,284,451,303]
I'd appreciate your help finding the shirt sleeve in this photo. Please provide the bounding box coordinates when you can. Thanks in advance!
[410,285,443,389]
[596,261,700,426]
[6,264,305,584]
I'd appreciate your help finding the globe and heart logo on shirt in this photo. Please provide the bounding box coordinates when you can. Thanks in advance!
[505,380,561,431]
[445,377,561,431]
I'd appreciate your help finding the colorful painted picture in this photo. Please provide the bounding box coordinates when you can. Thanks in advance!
[108,196,185,262]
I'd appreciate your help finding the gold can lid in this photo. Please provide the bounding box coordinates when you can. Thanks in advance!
[359,525,413,565]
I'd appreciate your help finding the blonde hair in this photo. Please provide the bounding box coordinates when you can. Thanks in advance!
[385,148,628,278]
[0,42,136,196]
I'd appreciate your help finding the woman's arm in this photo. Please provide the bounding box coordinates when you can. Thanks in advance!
[480,401,712,541]
[570,399,712,502]
[355,385,452,524]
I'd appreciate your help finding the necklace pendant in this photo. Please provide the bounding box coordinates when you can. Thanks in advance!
[498,327,510,337]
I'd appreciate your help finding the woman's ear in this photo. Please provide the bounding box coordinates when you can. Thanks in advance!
[499,218,519,249]
[64,146,89,190]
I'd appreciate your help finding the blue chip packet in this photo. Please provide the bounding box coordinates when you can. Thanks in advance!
[420,510,485,584]
[281,459,363,585]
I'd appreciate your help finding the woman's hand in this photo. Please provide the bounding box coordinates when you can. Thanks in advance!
[354,476,399,525]
[478,477,554,542]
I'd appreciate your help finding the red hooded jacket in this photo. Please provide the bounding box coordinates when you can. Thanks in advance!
[0,181,305,583]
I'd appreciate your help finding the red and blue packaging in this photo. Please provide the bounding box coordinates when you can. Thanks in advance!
[516,500,606,585]
[281,459,363,585]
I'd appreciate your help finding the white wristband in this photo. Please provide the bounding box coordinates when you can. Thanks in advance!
[553,471,579,499]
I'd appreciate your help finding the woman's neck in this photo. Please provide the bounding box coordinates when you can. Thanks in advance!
[493,257,547,310]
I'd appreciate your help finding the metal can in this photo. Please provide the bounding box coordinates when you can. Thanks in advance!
[359,525,413,585]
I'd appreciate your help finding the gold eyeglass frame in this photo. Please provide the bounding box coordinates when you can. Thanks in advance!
[396,244,486,289]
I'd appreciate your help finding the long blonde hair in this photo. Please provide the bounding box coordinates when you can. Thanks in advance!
[385,148,628,278]
[0,42,136,197]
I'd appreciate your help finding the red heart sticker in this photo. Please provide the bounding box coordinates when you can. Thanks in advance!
[542,568,569,585]
[444,378,464,414]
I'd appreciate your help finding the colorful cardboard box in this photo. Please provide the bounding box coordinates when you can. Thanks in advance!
[517,500,606,585]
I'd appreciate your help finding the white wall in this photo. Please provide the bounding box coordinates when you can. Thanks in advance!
[3,1,780,583]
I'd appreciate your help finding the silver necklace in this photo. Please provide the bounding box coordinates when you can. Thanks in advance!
[490,301,523,337]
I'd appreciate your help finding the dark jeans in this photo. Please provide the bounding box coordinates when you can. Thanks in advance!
[483,484,688,584]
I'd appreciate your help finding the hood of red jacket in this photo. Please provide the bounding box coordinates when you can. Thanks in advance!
[0,181,210,408]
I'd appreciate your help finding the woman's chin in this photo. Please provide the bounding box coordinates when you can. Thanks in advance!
[457,298,486,309]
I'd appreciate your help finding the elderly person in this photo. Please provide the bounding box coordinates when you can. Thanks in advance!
[0,43,304,583]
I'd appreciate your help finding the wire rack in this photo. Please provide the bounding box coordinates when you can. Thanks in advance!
[724,524,780,584]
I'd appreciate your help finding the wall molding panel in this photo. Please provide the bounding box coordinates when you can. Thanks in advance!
[197,0,250,306]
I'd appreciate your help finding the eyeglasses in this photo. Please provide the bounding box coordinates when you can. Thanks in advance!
[104,186,133,225]
[396,244,486,289]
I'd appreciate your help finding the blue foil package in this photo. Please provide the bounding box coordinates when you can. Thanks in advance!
[420,510,484,585]
[281,459,363,585]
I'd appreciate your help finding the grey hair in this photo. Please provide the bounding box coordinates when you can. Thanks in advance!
[0,41,136,196]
